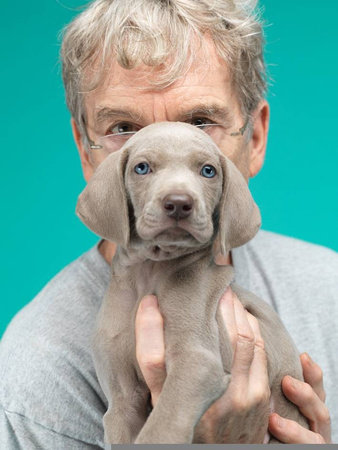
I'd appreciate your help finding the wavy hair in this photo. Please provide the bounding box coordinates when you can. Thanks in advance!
[60,0,266,142]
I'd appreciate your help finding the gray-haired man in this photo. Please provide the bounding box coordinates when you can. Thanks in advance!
[1,0,336,447]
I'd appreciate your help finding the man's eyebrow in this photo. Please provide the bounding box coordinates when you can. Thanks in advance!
[178,104,233,123]
[94,107,142,124]
[93,104,233,125]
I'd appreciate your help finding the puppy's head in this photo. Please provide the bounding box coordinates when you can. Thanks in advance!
[76,122,261,260]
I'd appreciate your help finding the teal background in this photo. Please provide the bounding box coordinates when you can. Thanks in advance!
[1,1,337,336]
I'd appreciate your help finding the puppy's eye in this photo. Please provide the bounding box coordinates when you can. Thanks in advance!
[200,165,216,178]
[134,162,151,175]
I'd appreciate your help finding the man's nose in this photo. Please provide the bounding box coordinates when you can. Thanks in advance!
[163,194,194,220]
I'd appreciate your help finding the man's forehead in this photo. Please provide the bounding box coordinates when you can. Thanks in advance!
[85,35,230,92]
[83,38,239,121]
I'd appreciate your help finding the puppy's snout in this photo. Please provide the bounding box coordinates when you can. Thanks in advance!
[163,194,194,220]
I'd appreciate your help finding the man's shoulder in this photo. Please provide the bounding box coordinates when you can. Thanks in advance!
[0,241,109,445]
[3,241,110,337]
[236,229,338,311]
[249,229,337,271]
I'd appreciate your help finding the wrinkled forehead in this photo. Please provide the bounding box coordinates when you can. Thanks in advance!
[125,122,221,160]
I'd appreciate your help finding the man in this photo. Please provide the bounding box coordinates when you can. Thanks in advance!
[0,0,336,447]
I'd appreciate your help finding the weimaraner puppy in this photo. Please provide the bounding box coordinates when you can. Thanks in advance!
[76,122,308,444]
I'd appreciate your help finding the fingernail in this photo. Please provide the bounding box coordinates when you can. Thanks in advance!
[140,295,157,311]
[286,375,297,389]
[303,352,313,365]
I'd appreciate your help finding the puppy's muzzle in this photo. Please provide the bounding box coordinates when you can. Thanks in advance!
[163,194,194,220]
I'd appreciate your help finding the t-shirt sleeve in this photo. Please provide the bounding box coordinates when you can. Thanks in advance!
[0,407,102,450]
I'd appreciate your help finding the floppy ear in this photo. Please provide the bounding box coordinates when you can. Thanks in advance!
[75,149,130,247]
[218,154,261,255]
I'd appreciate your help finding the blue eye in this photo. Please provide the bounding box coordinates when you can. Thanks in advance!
[134,162,151,175]
[201,165,216,178]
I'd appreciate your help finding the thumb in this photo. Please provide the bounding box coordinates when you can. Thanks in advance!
[135,295,166,406]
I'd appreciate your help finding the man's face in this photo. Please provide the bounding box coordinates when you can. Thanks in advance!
[73,39,269,183]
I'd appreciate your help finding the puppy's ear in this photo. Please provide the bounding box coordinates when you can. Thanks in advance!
[218,154,261,255]
[76,149,130,247]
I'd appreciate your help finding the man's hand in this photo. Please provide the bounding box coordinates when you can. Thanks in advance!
[135,288,271,443]
[193,287,271,443]
[268,353,332,443]
[135,294,167,408]
[135,291,332,444]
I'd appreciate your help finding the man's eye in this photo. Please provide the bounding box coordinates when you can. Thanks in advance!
[108,122,140,135]
[190,118,214,129]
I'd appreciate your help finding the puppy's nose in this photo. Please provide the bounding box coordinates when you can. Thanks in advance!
[163,194,194,220]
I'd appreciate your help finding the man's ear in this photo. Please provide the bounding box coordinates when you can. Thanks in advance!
[218,154,261,255]
[249,100,270,178]
[71,117,95,182]
[76,149,130,247]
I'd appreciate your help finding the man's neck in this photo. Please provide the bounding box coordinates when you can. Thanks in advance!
[98,239,232,266]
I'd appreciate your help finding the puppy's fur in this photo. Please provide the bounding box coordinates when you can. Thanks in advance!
[76,122,308,444]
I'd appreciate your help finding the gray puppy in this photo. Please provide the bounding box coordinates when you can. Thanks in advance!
[76,122,308,444]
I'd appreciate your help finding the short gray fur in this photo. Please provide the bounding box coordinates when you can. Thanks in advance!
[76,122,309,444]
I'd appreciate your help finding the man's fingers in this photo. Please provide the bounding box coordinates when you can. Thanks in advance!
[300,353,326,402]
[281,376,331,442]
[135,295,166,405]
[269,413,326,444]
[219,287,238,353]
[246,313,270,399]
[231,295,255,378]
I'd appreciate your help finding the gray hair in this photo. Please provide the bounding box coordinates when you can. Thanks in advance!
[60,0,266,143]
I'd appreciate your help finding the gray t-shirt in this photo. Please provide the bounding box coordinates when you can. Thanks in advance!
[1,230,337,448]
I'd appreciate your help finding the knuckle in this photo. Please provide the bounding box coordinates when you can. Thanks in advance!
[255,336,265,350]
[254,343,267,360]
[301,382,314,401]
[314,365,324,382]
[237,332,255,348]
[250,386,271,407]
[318,405,331,426]
[231,392,248,413]
[313,433,326,444]
[236,338,255,361]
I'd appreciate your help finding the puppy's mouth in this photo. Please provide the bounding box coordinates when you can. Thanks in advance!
[138,219,210,245]
[155,226,192,241]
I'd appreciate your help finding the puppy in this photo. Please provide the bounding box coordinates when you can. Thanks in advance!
[76,122,308,444]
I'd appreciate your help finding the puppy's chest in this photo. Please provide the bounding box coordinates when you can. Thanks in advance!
[113,259,165,303]
[116,256,234,309]
[133,262,161,298]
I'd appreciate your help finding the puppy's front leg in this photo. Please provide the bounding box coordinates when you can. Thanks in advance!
[135,347,230,444]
